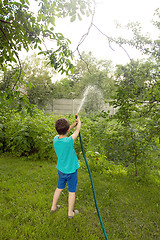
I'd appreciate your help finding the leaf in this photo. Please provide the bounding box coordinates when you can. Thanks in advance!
[70,15,76,22]
[38,46,42,51]
[86,10,90,17]
[78,13,82,21]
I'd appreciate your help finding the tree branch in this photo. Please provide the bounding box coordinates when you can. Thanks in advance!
[92,23,132,62]
[73,0,133,74]
[73,0,96,74]
[0,19,11,24]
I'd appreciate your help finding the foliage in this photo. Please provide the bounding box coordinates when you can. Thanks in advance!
[52,52,116,114]
[115,8,160,61]
[0,67,18,90]
[0,7,160,177]
[70,52,115,99]
[107,9,160,175]
[0,110,93,160]
[53,52,115,98]
[52,77,75,99]
[1,106,159,179]
[1,109,57,160]
[0,0,92,73]
[0,0,92,117]
[22,54,54,108]
[110,58,160,175]
[85,150,127,175]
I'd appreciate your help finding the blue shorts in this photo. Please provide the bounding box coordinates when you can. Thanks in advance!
[57,170,78,193]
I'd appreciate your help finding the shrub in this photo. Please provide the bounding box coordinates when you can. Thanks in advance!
[1,108,159,178]
[3,111,58,161]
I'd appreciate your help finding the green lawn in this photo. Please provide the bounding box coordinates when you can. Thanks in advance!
[0,155,159,240]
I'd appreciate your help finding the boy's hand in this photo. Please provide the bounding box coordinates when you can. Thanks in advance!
[69,117,80,132]
[73,116,80,127]
[75,116,81,127]
[74,119,78,126]
[71,116,81,142]
[75,118,79,126]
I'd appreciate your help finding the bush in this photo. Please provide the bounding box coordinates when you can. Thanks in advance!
[1,108,159,178]
[1,111,93,161]
[3,111,58,160]
[85,150,127,176]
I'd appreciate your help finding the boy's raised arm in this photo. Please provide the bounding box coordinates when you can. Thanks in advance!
[71,117,81,142]
[69,121,77,132]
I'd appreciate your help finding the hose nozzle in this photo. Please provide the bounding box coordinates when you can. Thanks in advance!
[75,113,78,119]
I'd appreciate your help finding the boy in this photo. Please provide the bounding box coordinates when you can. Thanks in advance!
[51,116,81,218]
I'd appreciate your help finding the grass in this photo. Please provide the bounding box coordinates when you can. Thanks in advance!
[0,154,160,240]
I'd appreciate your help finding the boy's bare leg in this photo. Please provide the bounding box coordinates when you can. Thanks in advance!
[51,188,63,211]
[68,192,75,217]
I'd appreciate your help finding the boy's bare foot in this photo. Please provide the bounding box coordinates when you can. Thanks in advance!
[68,209,79,218]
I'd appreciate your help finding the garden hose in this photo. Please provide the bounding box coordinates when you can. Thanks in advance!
[75,114,109,240]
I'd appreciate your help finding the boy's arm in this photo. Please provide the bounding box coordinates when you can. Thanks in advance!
[69,121,77,132]
[71,117,81,142]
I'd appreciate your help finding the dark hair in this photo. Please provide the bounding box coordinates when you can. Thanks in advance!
[55,118,70,135]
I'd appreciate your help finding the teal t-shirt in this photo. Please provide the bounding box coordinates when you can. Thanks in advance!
[53,135,80,174]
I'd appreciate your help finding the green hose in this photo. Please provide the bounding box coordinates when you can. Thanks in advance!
[78,132,109,240]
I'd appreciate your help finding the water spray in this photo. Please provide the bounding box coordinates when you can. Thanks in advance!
[75,113,109,240]
[77,86,94,114]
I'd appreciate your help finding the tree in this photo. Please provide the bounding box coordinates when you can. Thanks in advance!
[0,0,92,74]
[0,0,92,115]
[68,52,115,99]
[22,54,54,108]
[27,74,52,108]
[116,8,160,62]
[110,7,160,175]
[0,67,18,91]
[113,8,160,136]
[51,52,116,114]
[71,52,115,114]
[53,78,75,99]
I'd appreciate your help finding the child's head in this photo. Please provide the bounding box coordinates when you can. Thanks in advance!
[55,118,70,135]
